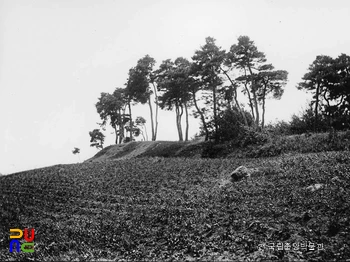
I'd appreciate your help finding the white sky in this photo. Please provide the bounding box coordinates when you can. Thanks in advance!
[1,0,350,174]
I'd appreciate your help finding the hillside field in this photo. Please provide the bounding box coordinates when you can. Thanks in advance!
[0,143,350,261]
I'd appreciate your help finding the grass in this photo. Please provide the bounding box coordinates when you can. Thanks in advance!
[1,151,350,261]
[248,131,350,157]
[87,130,350,163]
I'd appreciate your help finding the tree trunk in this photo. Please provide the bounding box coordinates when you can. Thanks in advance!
[252,88,260,127]
[222,69,248,125]
[114,126,119,144]
[119,124,123,143]
[243,79,255,121]
[152,82,159,140]
[233,86,248,126]
[175,106,180,140]
[178,104,184,141]
[144,124,148,141]
[184,102,189,141]
[212,83,218,142]
[314,82,320,132]
[118,109,124,144]
[128,101,133,141]
[175,104,183,141]
[261,85,267,129]
[140,130,145,141]
[148,97,155,141]
[247,67,259,127]
[193,90,209,141]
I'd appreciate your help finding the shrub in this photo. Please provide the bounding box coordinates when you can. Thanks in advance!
[201,142,227,158]
[289,104,330,134]
[123,137,132,143]
[265,120,292,136]
[238,126,270,147]
[343,130,350,140]
[212,107,253,143]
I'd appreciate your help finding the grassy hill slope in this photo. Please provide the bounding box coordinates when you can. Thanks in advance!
[85,140,205,163]
[1,151,350,261]
[86,131,350,163]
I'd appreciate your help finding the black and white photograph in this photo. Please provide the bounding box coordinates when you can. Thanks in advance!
[1,0,350,260]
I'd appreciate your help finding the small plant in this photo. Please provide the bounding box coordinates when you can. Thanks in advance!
[239,126,270,147]
[89,129,105,150]
[72,147,81,162]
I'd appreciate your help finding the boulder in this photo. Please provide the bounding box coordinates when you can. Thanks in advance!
[230,166,254,182]
[151,157,164,163]
[331,176,342,183]
[305,183,324,192]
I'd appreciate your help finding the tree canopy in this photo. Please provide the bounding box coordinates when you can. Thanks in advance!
[89,129,105,150]
[93,35,291,145]
[298,54,350,130]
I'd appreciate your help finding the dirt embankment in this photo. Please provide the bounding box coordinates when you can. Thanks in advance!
[85,140,205,163]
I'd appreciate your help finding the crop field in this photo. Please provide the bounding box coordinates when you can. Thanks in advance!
[1,151,350,261]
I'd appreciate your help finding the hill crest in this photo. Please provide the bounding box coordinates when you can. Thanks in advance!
[85,140,205,163]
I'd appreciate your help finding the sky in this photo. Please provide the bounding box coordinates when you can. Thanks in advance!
[1,0,350,175]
